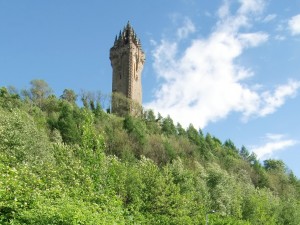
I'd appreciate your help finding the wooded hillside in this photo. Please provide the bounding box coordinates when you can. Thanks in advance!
[0,80,299,224]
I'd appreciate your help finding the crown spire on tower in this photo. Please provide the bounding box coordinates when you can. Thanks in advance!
[113,21,141,48]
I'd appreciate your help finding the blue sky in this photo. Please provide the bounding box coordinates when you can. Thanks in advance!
[1,0,300,177]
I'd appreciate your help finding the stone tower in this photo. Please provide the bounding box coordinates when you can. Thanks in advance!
[109,22,145,115]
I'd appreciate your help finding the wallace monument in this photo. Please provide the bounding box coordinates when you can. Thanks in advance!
[110,22,145,115]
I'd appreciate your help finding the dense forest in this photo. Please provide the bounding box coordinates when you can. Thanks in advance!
[0,80,299,224]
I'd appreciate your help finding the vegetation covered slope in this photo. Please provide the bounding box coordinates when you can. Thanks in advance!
[0,81,299,224]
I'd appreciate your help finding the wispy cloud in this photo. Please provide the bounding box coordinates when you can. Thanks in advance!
[288,14,300,35]
[258,80,300,116]
[263,14,277,23]
[274,35,286,41]
[238,0,265,14]
[176,18,196,40]
[238,32,269,47]
[251,134,298,159]
[146,0,300,128]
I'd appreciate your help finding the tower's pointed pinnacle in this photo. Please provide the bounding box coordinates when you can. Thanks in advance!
[112,22,143,48]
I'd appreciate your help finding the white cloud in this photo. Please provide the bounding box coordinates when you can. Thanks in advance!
[238,32,269,47]
[177,18,196,40]
[258,80,300,116]
[146,0,300,129]
[288,14,300,35]
[218,0,230,18]
[251,134,298,159]
[238,0,265,15]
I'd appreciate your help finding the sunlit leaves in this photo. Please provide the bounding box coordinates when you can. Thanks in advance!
[0,109,53,165]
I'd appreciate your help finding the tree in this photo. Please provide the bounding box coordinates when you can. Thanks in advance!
[57,102,81,144]
[143,109,161,134]
[264,159,286,173]
[0,108,53,164]
[144,109,156,122]
[80,90,95,109]
[81,110,105,151]
[161,115,176,136]
[0,87,22,109]
[28,79,53,106]
[176,122,186,136]
[240,145,250,160]
[60,89,77,104]
[224,139,238,153]
[123,115,146,146]
[186,124,201,146]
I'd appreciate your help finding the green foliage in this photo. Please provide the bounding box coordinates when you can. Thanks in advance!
[112,92,142,117]
[0,87,22,110]
[0,83,300,224]
[161,115,176,136]
[60,88,77,104]
[186,124,201,146]
[143,109,156,122]
[242,188,280,224]
[264,159,286,172]
[0,108,53,165]
[123,115,147,146]
[57,102,82,144]
[21,79,53,107]
[81,109,105,153]
[143,109,161,134]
